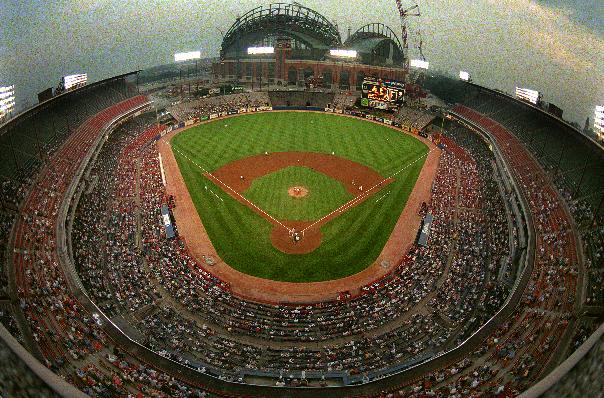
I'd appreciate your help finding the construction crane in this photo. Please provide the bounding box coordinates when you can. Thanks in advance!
[416,28,425,61]
[395,0,421,72]
[411,25,427,85]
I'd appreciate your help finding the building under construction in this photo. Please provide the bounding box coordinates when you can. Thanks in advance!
[212,3,409,89]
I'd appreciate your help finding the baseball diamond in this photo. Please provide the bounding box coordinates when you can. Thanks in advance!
[169,111,428,283]
[208,152,394,254]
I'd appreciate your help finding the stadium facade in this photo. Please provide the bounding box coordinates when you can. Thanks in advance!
[212,3,407,88]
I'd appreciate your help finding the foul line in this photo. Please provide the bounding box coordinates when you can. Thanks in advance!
[299,148,435,234]
[375,191,391,203]
[208,187,224,202]
[172,146,292,232]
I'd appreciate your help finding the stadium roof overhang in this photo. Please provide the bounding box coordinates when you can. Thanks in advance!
[221,3,342,59]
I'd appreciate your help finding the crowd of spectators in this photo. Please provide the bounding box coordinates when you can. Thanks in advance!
[332,93,358,110]
[7,97,217,397]
[0,307,21,342]
[0,86,600,397]
[0,209,16,295]
[168,93,271,122]
[441,104,582,392]
[267,91,334,108]
[394,107,435,132]
[72,113,160,317]
[1,177,31,210]
[582,225,604,306]
[68,106,514,388]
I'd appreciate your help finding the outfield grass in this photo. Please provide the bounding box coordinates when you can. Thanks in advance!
[243,166,353,220]
[172,112,428,282]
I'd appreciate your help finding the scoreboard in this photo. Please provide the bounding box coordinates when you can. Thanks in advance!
[361,78,405,110]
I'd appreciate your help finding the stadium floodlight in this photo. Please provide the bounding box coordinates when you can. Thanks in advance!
[62,74,88,90]
[174,51,201,62]
[459,71,470,82]
[595,105,604,133]
[248,47,275,55]
[515,87,541,105]
[410,59,429,69]
[330,49,358,58]
[0,85,16,118]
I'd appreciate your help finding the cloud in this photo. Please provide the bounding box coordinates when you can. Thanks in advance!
[531,30,594,72]
[534,0,604,37]
[485,0,604,73]
[3,0,602,120]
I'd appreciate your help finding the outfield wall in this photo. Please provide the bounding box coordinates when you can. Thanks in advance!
[164,106,402,137]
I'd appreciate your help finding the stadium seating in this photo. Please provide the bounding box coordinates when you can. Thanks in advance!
[1,85,601,396]
[69,100,514,388]
[455,85,604,218]
[168,92,270,122]
[268,91,334,108]
[332,93,359,110]
[6,96,217,396]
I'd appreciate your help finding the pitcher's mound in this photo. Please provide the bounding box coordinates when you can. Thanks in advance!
[288,186,309,198]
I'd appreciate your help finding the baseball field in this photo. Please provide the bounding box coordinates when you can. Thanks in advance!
[171,112,428,282]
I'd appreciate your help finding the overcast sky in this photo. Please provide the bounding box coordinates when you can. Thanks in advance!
[1,0,602,123]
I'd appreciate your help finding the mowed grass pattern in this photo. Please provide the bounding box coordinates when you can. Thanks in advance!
[172,112,428,282]
[244,166,354,221]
